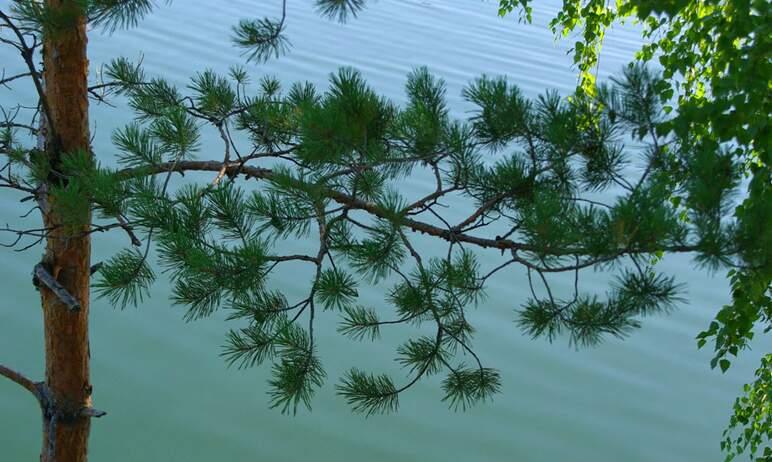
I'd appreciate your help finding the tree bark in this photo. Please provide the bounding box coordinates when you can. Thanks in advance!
[39,1,92,461]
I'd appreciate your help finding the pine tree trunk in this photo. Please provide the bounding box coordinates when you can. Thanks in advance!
[39,1,92,460]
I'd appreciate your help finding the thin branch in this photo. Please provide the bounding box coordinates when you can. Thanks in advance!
[116,214,142,246]
[265,254,318,264]
[0,70,35,87]
[0,10,54,141]
[0,364,41,401]
[454,193,506,231]
[212,123,231,186]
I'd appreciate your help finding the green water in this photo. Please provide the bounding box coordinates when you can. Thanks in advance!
[1,1,768,460]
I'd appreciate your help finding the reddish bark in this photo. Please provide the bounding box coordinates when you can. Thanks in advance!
[39,1,93,460]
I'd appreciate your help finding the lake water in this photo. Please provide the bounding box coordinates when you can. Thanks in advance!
[1,0,769,460]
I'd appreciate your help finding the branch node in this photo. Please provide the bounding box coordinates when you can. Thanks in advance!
[33,263,80,311]
[80,407,107,418]
[89,262,103,275]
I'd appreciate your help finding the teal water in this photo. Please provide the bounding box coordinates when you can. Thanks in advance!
[1,1,769,460]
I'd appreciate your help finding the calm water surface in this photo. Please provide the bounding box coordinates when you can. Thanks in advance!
[1,1,769,461]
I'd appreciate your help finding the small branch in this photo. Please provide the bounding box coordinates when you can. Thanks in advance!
[80,407,107,418]
[0,224,50,249]
[0,121,38,134]
[33,263,80,311]
[404,186,459,214]
[0,70,34,88]
[265,254,319,264]
[90,262,103,275]
[0,363,41,401]
[212,123,231,186]
[116,215,141,246]
[0,10,55,141]
[454,193,506,231]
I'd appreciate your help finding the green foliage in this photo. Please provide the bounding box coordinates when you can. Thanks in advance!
[337,369,399,416]
[315,267,358,310]
[207,184,256,242]
[346,224,407,283]
[232,18,290,64]
[247,191,315,239]
[498,1,771,456]
[497,0,532,21]
[223,300,290,368]
[315,0,367,22]
[298,68,394,167]
[49,150,128,228]
[0,11,765,462]
[518,295,643,348]
[267,324,326,414]
[613,269,684,316]
[1,37,759,423]
[189,70,237,120]
[517,265,684,347]
[389,279,431,321]
[88,0,163,32]
[462,75,530,150]
[337,305,381,341]
[10,0,169,35]
[113,123,163,168]
[721,354,771,461]
[223,323,279,369]
[94,249,155,308]
[442,367,501,411]
[48,152,94,229]
[126,77,184,121]
[104,57,147,89]
[397,335,446,376]
[698,269,772,370]
[394,67,450,160]
[149,106,200,158]
[11,0,86,35]
[436,249,484,305]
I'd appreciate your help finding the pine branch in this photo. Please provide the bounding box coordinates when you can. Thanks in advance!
[32,62,749,416]
[122,160,701,258]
